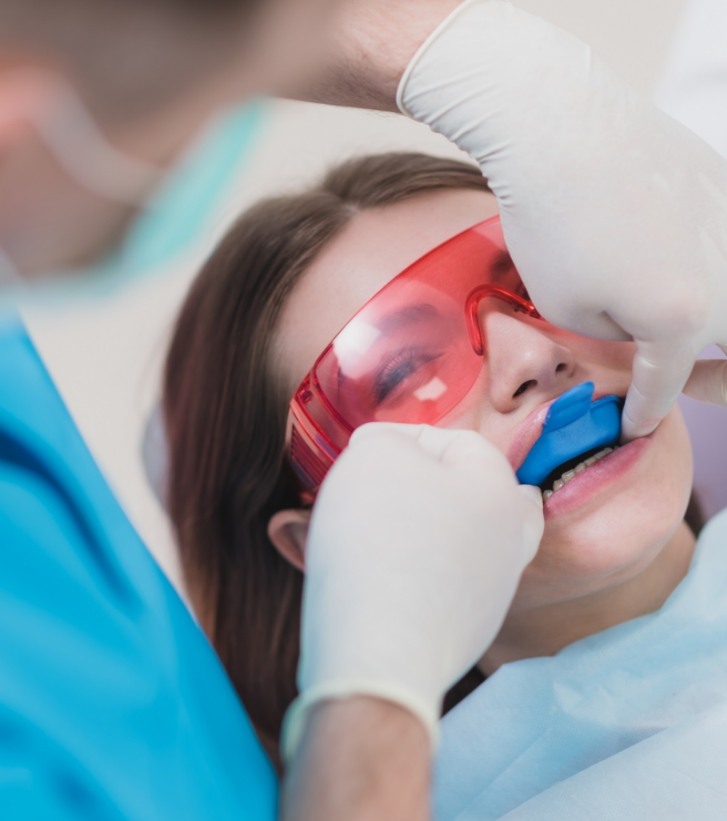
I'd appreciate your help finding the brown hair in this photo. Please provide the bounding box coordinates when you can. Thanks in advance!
[163,152,490,770]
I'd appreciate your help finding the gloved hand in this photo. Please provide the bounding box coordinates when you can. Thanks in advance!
[282,423,543,759]
[398,0,727,438]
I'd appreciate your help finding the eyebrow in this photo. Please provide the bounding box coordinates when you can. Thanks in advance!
[375,302,441,332]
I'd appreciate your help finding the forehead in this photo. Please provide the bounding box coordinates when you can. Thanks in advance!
[275,188,498,391]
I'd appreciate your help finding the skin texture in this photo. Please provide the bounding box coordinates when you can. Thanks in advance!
[281,697,430,821]
[289,0,462,109]
[272,187,696,669]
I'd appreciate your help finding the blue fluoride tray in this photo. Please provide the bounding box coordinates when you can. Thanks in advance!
[516,382,623,487]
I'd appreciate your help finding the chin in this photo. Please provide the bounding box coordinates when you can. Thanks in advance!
[513,407,694,609]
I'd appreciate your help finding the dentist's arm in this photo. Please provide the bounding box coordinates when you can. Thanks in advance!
[281,697,430,821]
[280,423,543,820]
[309,0,727,435]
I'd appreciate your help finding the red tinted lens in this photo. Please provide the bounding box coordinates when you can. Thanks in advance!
[289,216,538,494]
[314,286,481,427]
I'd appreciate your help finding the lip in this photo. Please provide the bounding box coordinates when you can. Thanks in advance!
[507,389,614,474]
[507,402,553,474]
[542,433,652,518]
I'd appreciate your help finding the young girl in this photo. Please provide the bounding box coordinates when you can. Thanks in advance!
[163,153,707,789]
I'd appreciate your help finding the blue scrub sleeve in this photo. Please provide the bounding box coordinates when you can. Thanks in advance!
[0,314,278,819]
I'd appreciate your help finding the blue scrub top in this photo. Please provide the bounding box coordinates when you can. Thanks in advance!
[0,314,278,818]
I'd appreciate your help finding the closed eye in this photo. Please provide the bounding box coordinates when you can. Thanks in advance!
[373,349,444,405]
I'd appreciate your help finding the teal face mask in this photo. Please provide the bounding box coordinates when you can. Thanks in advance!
[0,248,21,289]
[1,96,264,306]
[36,82,166,207]
[108,101,265,278]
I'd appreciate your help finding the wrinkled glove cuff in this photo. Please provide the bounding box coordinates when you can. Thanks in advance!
[281,680,440,763]
[396,0,485,116]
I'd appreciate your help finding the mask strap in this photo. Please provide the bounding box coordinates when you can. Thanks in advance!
[0,246,22,287]
[34,83,166,207]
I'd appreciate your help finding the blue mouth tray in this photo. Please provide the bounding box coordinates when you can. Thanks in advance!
[516,382,623,486]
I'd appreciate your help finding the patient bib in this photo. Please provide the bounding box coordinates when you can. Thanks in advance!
[435,508,727,820]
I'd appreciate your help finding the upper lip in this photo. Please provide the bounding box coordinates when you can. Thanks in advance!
[506,399,557,474]
[506,389,616,475]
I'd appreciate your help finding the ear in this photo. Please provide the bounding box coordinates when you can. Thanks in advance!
[267,509,312,573]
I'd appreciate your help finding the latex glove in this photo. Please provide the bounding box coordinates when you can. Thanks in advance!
[398,0,727,438]
[282,423,543,759]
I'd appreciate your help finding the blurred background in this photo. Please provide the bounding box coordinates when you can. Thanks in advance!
[19,0,726,595]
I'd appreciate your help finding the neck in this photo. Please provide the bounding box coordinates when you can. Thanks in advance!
[479,521,697,675]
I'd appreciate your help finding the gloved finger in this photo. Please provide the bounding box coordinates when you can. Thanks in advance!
[348,420,419,444]
[533,300,633,342]
[352,422,503,468]
[411,425,500,466]
[414,428,530,491]
[682,359,727,405]
[516,485,545,564]
[347,421,435,456]
[622,340,695,440]
[519,484,544,509]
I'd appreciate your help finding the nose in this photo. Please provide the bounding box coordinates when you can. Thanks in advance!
[482,303,576,413]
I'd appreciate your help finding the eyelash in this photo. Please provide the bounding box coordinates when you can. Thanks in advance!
[374,349,443,405]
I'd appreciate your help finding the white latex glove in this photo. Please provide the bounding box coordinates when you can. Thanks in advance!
[282,423,543,759]
[398,0,727,438]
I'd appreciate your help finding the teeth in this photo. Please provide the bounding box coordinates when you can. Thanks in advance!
[541,445,618,501]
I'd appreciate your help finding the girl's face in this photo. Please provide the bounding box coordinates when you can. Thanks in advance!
[274,188,694,610]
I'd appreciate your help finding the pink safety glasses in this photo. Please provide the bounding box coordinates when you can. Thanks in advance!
[287,215,542,500]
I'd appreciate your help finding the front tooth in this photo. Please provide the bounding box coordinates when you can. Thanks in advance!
[543,489,553,500]
[557,446,616,490]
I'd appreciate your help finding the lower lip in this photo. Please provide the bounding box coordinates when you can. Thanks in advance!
[542,435,652,518]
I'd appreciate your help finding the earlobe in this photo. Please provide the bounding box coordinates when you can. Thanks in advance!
[268,509,311,573]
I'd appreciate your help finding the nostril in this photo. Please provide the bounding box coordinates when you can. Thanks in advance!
[513,379,536,398]
[555,363,568,373]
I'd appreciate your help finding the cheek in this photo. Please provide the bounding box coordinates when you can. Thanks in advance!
[436,367,506,445]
